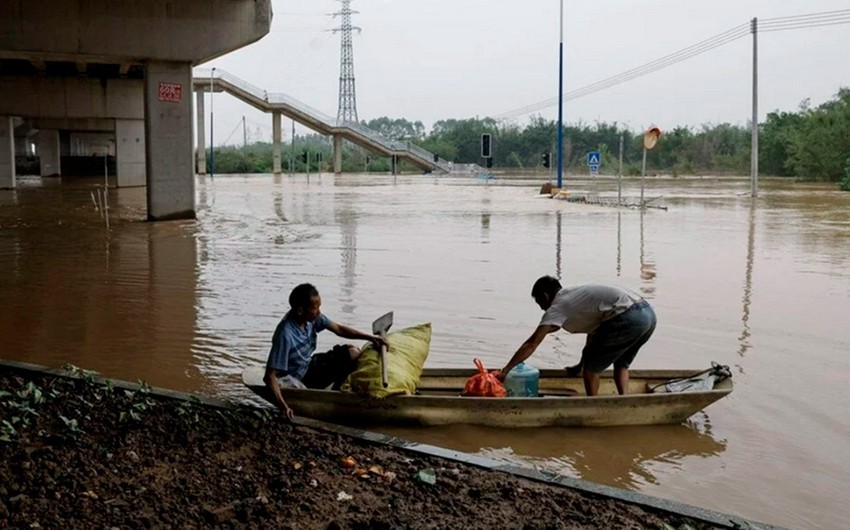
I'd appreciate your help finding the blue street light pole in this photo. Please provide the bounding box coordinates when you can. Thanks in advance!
[556,0,564,189]
[210,67,215,179]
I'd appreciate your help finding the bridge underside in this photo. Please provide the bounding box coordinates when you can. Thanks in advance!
[0,0,271,221]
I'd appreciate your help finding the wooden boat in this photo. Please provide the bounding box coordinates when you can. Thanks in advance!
[242,367,732,428]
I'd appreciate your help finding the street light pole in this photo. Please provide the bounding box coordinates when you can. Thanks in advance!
[556,0,564,189]
[210,67,215,179]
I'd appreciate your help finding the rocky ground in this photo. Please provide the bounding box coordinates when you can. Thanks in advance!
[0,366,720,529]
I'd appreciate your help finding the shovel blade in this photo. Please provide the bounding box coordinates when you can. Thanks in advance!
[372,311,393,335]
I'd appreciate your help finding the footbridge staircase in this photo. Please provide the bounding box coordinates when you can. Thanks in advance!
[193,69,477,174]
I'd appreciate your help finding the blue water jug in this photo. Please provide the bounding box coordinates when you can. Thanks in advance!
[504,362,540,397]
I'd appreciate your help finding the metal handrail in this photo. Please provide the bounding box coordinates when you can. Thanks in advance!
[267,92,337,125]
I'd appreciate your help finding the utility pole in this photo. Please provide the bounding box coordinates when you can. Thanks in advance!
[242,116,247,148]
[290,120,295,176]
[751,17,759,198]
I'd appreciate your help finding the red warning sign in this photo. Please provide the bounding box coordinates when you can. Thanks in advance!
[157,82,183,103]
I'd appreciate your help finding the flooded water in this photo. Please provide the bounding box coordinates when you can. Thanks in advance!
[1,173,849,529]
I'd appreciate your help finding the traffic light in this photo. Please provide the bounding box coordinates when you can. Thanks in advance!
[315,152,321,163]
[433,153,439,162]
[365,156,371,165]
[301,152,308,163]
[542,152,550,168]
[481,133,492,158]
[485,157,493,169]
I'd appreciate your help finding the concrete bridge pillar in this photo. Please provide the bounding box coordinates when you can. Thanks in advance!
[144,61,195,221]
[272,111,281,174]
[0,116,14,189]
[333,135,343,174]
[37,130,61,177]
[115,119,146,187]
[196,90,206,175]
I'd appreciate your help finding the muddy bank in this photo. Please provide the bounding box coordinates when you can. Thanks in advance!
[0,366,721,529]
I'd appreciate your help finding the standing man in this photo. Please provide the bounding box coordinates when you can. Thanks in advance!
[264,283,387,420]
[498,276,656,396]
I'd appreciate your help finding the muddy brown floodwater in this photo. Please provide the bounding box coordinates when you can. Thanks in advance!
[1,173,848,529]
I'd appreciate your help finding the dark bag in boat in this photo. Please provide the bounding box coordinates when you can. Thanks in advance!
[461,358,507,398]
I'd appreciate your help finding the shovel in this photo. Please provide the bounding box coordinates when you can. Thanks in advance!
[372,312,393,388]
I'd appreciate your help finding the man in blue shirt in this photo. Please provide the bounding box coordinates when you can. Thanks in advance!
[264,283,387,420]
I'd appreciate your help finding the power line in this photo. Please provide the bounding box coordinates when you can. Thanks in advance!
[492,8,850,121]
[760,14,850,32]
[761,8,850,23]
[495,22,750,120]
[762,18,850,33]
[221,119,244,145]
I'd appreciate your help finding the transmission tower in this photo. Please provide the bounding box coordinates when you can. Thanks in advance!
[333,0,360,123]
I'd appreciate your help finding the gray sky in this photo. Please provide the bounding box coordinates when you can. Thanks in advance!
[203,0,850,145]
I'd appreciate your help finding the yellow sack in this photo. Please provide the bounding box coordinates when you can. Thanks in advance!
[342,323,431,398]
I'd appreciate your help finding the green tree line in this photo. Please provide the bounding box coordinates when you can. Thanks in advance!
[205,88,850,186]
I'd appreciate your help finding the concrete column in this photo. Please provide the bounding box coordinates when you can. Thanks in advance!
[272,111,281,174]
[333,135,343,174]
[196,90,206,175]
[37,129,61,177]
[0,116,14,189]
[144,61,195,221]
[115,119,146,187]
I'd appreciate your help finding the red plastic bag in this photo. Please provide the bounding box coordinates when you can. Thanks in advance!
[461,358,507,398]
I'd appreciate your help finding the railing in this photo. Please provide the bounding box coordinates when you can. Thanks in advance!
[267,92,337,127]
[195,68,268,103]
[193,68,462,173]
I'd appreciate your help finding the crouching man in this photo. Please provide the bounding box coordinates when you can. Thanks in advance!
[264,283,387,421]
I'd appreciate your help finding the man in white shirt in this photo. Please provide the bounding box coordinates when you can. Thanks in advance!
[498,276,656,396]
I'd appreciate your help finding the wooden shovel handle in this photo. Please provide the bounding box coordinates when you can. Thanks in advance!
[380,335,389,388]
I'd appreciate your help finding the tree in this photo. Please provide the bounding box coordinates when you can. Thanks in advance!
[787,88,850,181]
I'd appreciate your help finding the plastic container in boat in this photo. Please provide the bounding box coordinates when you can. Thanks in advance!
[504,362,540,397]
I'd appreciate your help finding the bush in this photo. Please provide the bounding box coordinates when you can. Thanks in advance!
[840,157,850,191]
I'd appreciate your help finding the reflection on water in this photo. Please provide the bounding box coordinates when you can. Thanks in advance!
[617,211,622,277]
[1,175,849,529]
[639,209,657,296]
[0,178,200,391]
[738,199,756,361]
[555,210,562,279]
[378,417,725,490]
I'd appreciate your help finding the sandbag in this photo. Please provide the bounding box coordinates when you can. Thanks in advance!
[341,323,431,398]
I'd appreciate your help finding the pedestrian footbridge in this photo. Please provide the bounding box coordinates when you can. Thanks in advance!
[193,69,477,175]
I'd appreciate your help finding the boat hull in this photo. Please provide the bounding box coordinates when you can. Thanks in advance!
[242,368,732,428]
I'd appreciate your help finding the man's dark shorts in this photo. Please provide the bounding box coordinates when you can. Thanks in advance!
[583,300,657,373]
[301,344,357,390]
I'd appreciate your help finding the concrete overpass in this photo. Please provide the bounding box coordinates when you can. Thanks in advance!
[192,69,456,174]
[0,0,272,220]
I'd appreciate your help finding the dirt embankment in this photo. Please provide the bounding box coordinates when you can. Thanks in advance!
[0,367,719,529]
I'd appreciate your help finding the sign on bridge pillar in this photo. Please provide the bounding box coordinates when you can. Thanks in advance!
[144,62,195,221]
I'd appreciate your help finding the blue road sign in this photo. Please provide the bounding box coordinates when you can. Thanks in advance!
[589,164,600,174]
[587,151,601,167]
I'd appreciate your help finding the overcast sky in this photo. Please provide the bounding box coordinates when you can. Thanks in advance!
[201,0,850,145]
